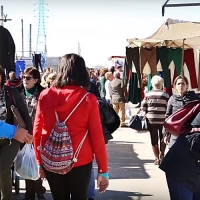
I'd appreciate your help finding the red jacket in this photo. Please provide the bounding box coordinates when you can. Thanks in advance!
[33,85,108,173]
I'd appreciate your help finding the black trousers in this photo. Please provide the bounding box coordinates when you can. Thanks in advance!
[44,162,92,200]
[25,178,46,199]
[32,53,43,72]
[148,124,163,146]
[156,47,171,88]
[125,47,141,87]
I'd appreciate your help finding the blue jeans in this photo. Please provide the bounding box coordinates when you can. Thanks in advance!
[88,167,95,198]
[166,175,200,200]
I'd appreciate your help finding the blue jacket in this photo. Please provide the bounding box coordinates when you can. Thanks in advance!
[0,121,16,139]
[88,81,100,98]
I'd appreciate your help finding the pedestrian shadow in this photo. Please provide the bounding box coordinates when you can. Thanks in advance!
[94,141,153,179]
[95,190,152,200]
[114,141,144,144]
[13,191,53,200]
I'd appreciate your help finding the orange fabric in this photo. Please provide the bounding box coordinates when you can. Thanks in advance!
[33,86,108,173]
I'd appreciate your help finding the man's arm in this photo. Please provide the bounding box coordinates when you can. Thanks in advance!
[0,121,32,143]
[0,121,16,139]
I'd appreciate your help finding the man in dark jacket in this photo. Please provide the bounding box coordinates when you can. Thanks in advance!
[89,81,100,98]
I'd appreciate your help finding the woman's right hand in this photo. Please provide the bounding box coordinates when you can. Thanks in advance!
[97,174,109,193]
[163,133,170,145]
[39,168,46,180]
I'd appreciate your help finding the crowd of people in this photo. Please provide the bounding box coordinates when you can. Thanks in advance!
[141,74,200,200]
[1,53,200,200]
[0,53,128,200]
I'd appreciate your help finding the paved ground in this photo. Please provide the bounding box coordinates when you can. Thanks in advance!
[13,103,170,200]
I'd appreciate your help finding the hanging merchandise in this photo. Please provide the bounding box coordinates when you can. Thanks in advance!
[168,48,182,79]
[125,47,142,104]
[124,47,141,88]
[156,47,171,87]
[32,53,43,72]
[184,49,198,89]
[140,47,157,76]
[126,18,200,98]
[156,47,172,96]
[15,60,26,78]
[140,47,158,93]
[0,26,15,73]
[41,53,47,69]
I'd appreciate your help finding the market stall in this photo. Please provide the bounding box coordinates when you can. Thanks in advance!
[125,18,200,104]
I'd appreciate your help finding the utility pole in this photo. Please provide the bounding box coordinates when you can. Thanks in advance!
[0,6,12,26]
[21,19,24,57]
[29,24,32,57]
[44,34,47,54]
[0,6,3,26]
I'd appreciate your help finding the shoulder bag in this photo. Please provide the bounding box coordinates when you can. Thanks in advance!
[8,87,26,129]
[163,100,200,136]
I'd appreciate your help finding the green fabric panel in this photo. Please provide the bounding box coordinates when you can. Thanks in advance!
[156,47,171,88]
[147,74,152,91]
[128,72,141,104]
[168,48,182,75]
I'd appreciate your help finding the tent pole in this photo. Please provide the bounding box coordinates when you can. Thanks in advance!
[181,38,186,75]
[198,50,200,91]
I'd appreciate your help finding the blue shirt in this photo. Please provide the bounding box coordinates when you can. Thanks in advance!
[0,121,16,139]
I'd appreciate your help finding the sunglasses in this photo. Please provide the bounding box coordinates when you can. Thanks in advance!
[23,76,33,81]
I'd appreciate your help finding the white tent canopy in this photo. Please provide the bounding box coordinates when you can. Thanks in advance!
[128,18,200,47]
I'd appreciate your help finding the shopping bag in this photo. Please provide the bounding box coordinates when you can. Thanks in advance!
[128,110,148,131]
[15,144,40,180]
[125,103,132,120]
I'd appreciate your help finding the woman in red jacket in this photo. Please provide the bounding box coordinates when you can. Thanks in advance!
[33,53,109,200]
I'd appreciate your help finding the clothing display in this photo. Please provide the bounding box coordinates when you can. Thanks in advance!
[198,50,200,91]
[15,60,26,78]
[168,48,182,79]
[32,53,43,72]
[128,72,142,104]
[156,47,173,96]
[125,47,142,104]
[140,47,157,76]
[41,53,47,69]
[0,26,15,73]
[184,49,198,89]
[124,47,141,87]
[124,45,200,102]
[156,47,171,88]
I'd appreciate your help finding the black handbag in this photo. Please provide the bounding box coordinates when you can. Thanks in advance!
[128,110,148,131]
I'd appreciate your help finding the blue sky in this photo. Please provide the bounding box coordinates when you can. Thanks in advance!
[1,0,200,66]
